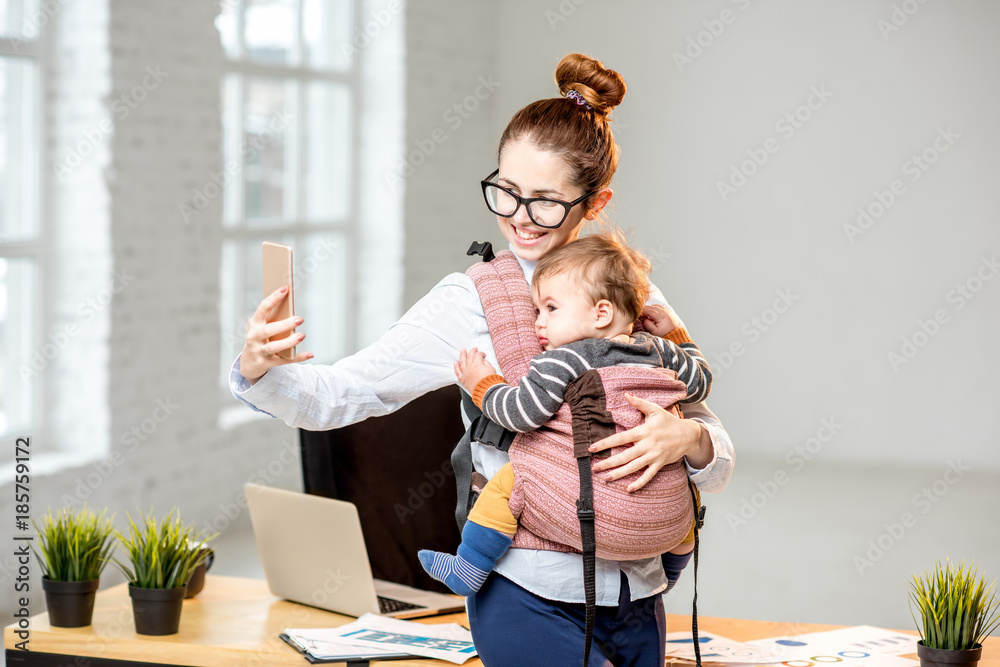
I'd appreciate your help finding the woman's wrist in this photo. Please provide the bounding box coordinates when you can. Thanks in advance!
[240,355,264,386]
[682,420,713,470]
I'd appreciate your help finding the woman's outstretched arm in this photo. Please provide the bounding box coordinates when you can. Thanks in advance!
[230,273,484,430]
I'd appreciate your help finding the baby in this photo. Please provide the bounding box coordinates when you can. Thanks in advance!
[419,232,712,596]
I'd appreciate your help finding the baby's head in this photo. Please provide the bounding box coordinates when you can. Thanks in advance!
[531,231,652,350]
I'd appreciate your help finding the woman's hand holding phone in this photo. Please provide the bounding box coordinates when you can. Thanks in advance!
[240,285,313,385]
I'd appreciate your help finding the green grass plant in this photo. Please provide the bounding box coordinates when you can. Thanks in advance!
[32,506,116,582]
[113,509,214,590]
[909,558,1000,651]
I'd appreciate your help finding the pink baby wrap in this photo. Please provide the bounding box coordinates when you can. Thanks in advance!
[467,250,695,561]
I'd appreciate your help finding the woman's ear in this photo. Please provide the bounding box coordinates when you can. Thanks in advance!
[593,299,616,329]
[585,188,613,220]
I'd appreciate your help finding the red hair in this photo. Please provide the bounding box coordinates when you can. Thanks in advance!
[498,53,626,203]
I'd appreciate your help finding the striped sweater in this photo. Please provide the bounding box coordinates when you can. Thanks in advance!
[472,329,712,433]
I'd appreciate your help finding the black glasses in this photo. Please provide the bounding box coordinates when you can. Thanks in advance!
[480,168,597,229]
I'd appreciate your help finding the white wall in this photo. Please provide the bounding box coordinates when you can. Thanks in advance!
[481,0,1000,631]
[491,0,1000,471]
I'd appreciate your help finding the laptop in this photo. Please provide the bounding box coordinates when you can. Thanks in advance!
[244,482,465,619]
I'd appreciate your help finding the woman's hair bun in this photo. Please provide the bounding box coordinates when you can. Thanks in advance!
[555,53,626,118]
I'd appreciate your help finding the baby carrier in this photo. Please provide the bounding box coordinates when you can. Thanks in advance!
[451,241,707,666]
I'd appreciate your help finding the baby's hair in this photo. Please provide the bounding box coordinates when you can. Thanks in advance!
[532,230,653,322]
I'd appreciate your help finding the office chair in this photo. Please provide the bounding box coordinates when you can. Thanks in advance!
[299,384,466,595]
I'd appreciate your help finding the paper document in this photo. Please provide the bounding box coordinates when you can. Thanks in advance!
[664,631,785,663]
[746,625,919,661]
[665,626,919,665]
[281,630,411,661]
[284,613,478,664]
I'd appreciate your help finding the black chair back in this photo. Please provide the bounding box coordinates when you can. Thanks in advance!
[299,384,465,594]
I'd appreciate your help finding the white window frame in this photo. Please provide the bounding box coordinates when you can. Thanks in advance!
[218,0,360,428]
[1,11,48,464]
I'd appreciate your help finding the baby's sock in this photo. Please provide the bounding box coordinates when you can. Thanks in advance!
[418,522,513,596]
[662,551,693,594]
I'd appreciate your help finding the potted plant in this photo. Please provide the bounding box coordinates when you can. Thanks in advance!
[182,539,215,598]
[113,509,214,635]
[32,506,116,627]
[909,558,1000,667]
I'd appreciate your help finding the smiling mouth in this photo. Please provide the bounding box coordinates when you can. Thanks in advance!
[512,226,546,241]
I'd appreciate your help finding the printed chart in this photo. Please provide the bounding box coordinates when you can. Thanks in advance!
[665,626,919,666]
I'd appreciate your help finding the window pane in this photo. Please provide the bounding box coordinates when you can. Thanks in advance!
[0,56,38,242]
[295,232,347,363]
[305,82,349,222]
[243,77,294,225]
[0,0,40,39]
[302,0,353,71]
[0,257,36,436]
[215,0,240,59]
[244,0,297,65]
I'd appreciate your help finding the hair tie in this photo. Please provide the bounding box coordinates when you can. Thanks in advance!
[564,89,594,111]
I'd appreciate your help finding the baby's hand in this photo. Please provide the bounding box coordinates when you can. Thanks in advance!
[454,347,498,395]
[641,304,684,337]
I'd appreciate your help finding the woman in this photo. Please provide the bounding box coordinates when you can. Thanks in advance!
[231,53,734,666]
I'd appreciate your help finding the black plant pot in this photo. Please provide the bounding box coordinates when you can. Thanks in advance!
[183,547,215,599]
[42,576,100,628]
[917,641,983,667]
[128,584,187,635]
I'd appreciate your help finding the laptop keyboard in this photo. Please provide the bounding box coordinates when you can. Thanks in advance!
[378,596,423,614]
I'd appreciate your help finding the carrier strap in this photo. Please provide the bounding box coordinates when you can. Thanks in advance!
[452,245,534,530]
[452,390,516,530]
[576,451,597,666]
[565,369,617,666]
[576,452,597,667]
[689,478,707,667]
[466,240,496,262]
[464,390,516,454]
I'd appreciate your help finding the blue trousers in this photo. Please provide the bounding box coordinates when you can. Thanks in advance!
[467,571,666,666]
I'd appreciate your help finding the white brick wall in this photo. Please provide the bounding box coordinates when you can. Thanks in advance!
[401,0,499,306]
[43,0,112,468]
[0,0,498,625]
[1,0,298,621]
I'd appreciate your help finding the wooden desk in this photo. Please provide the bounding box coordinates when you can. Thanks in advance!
[5,575,998,666]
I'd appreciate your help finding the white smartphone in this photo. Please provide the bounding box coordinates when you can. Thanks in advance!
[261,242,296,361]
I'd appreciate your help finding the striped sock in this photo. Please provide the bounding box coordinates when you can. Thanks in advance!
[418,550,487,596]
[662,550,693,594]
[418,522,512,596]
